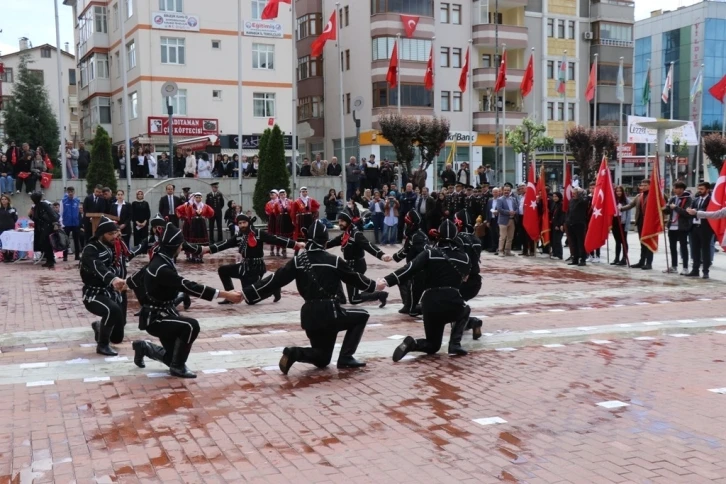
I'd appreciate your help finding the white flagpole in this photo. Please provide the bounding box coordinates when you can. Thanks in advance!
[645,58,650,176]
[291,1,298,194]
[593,53,598,131]
[697,64,704,185]
[501,42,506,184]
[618,56,623,186]
[531,47,536,122]
[120,0,131,193]
[563,49,567,181]
[53,0,67,190]
[468,40,474,169]
[237,0,244,202]
[669,61,674,121]
[397,33,401,114]
[336,3,346,175]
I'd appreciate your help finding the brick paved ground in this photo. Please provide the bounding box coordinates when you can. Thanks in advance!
[1,239,726,483]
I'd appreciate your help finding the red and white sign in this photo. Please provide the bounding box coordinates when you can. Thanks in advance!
[616,144,635,157]
[268,117,275,127]
[147,117,219,136]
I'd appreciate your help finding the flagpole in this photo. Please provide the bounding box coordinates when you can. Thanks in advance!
[618,56,624,186]
[697,63,704,185]
[53,0,67,191]
[468,39,474,171]
[120,0,131,195]
[645,58,651,177]
[396,33,401,115]
[669,61,674,121]
[501,42,506,184]
[336,3,346,175]
[531,47,536,122]
[291,0,298,195]
[593,53,598,131]
[563,49,567,182]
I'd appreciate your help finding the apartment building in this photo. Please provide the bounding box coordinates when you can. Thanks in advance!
[0,38,80,145]
[63,0,294,156]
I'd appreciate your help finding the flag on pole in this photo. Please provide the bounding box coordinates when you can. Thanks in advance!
[584,156,617,253]
[523,163,540,242]
[445,140,457,166]
[690,68,703,103]
[520,53,534,98]
[642,64,651,105]
[556,54,567,96]
[616,62,625,103]
[662,63,673,103]
[424,44,434,90]
[585,61,597,102]
[311,11,337,58]
[386,41,398,89]
[459,46,470,93]
[537,165,550,246]
[708,74,726,103]
[640,158,666,252]
[494,49,507,93]
[707,163,726,248]
[563,163,572,214]
[260,0,291,20]
[400,14,420,38]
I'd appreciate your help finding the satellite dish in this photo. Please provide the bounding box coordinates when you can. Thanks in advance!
[161,81,179,98]
[352,96,364,112]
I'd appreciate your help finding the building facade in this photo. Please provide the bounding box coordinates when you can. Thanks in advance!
[63,0,294,157]
[0,39,80,146]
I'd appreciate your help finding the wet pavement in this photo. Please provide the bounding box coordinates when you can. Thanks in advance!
[1,237,726,483]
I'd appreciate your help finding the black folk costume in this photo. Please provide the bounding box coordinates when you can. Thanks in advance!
[392,210,428,316]
[383,220,473,360]
[242,220,376,374]
[130,224,221,378]
[454,210,484,339]
[211,214,297,304]
[327,212,388,308]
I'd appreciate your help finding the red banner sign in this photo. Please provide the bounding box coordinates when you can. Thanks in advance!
[147,117,219,136]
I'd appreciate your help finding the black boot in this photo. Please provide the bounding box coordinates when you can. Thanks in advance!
[96,322,117,356]
[182,294,191,310]
[392,336,417,362]
[337,318,367,369]
[610,258,620,266]
[469,317,483,340]
[169,339,196,378]
[448,307,470,356]
[631,261,644,269]
[399,280,412,314]
[91,321,100,343]
[378,292,388,308]
[337,356,366,369]
[409,305,422,317]
[132,340,166,368]
[273,288,282,303]
[279,347,298,375]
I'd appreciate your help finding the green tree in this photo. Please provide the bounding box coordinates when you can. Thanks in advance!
[86,126,116,194]
[3,54,60,160]
[506,118,554,178]
[253,125,290,221]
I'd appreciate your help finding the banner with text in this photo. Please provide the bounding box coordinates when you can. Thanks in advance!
[151,12,200,31]
[626,116,698,146]
[148,117,219,136]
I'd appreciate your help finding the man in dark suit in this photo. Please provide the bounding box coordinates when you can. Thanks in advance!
[102,187,115,215]
[82,184,108,236]
[111,189,132,246]
[206,182,225,243]
[159,184,183,226]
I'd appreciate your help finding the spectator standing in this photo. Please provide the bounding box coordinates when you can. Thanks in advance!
[380,160,394,188]
[457,162,470,187]
[440,164,456,188]
[0,155,13,195]
[117,144,127,179]
[131,190,150,245]
[173,148,185,178]
[327,156,342,176]
[15,152,33,194]
[157,152,171,178]
[365,155,380,190]
[300,157,312,176]
[484,164,498,187]
[550,192,565,260]
[345,156,360,200]
[324,188,339,226]
[495,185,517,256]
[369,191,385,244]
[61,187,82,261]
[476,165,488,187]
[206,182,225,243]
[311,153,327,176]
[77,141,91,178]
[184,149,196,177]
[566,188,589,266]
[245,155,259,177]
[416,186,435,232]
[197,153,213,178]
[112,190,132,247]
[65,141,79,179]
[382,195,400,245]
[399,183,417,242]
[159,184,183,227]
[662,181,692,274]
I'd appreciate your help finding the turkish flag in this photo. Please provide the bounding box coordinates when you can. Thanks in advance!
[521,53,534,98]
[268,117,275,126]
[585,62,597,102]
[260,0,291,20]
[523,163,540,242]
[584,157,617,253]
[707,163,726,247]
[459,46,470,93]
[400,14,419,38]
[494,49,507,93]
[311,10,337,58]
[640,159,666,252]
[563,163,572,214]
[424,44,434,91]
[709,74,726,103]
[538,165,550,246]
[387,41,398,89]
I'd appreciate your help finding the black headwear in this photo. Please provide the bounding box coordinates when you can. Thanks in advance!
[95,216,118,238]
[149,213,166,229]
[438,219,458,242]
[337,211,353,226]
[404,209,421,228]
[454,210,473,233]
[302,220,329,250]
[159,223,184,252]
[30,192,43,204]
[235,214,257,225]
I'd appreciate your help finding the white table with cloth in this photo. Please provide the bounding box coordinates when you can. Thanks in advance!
[0,230,34,251]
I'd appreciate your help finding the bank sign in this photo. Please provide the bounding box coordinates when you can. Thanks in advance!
[446,131,478,143]
[244,20,284,38]
[223,134,298,151]
[148,117,219,136]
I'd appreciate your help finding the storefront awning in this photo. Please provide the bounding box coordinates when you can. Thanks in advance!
[221,149,300,157]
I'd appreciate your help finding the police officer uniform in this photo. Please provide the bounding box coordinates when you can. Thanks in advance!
[327,212,388,307]
[130,224,222,378]
[381,220,473,360]
[454,210,484,339]
[393,210,428,316]
[206,182,225,243]
[242,220,377,374]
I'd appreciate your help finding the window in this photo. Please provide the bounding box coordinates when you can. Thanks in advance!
[372,82,432,108]
[298,96,323,120]
[441,91,451,111]
[440,47,450,67]
[113,3,119,30]
[69,68,76,85]
[452,48,462,68]
[253,93,276,117]
[557,19,565,38]
[371,37,432,62]
[547,19,554,37]
[597,63,632,86]
[440,3,449,23]
[371,0,433,16]
[0,67,13,83]
[115,51,120,77]
[126,40,136,69]
[40,47,51,58]
[298,55,322,80]
[568,62,575,81]
[27,69,44,83]
[125,0,133,18]
[252,0,267,20]
[252,43,274,69]
[129,91,138,119]
[597,22,633,42]
[89,53,109,79]
[297,13,321,40]
[80,62,87,87]
[91,97,111,125]
[451,4,461,25]
[568,20,575,39]
[346,93,351,114]
[481,54,491,68]
[213,90,222,100]
[547,60,554,79]
[161,38,185,65]
[595,103,631,126]
[568,103,575,122]
[547,102,554,120]
[94,6,107,33]
[165,89,187,115]
[344,6,349,26]
[345,50,350,70]
[212,39,221,49]
[488,12,502,24]
[557,102,564,121]
[453,92,462,112]
[159,0,183,12]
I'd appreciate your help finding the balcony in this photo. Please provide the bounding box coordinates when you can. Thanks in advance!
[473,67,525,91]
[79,31,110,62]
[370,12,434,38]
[590,0,635,23]
[473,110,526,133]
[473,24,528,50]
[79,77,111,102]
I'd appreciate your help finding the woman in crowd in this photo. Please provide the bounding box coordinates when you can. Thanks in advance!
[277,189,294,257]
[382,194,400,245]
[265,190,281,256]
[131,189,150,245]
[15,152,33,195]
[30,152,47,193]
[550,192,565,260]
[369,190,385,244]
[0,154,13,196]
[197,153,213,178]
[184,149,197,178]
[611,185,631,266]
[362,188,372,205]
[117,144,127,179]
[351,188,364,206]
[324,188,338,225]
[434,191,448,227]
[336,191,345,214]
[157,152,171,178]
[0,195,18,262]
[145,148,157,178]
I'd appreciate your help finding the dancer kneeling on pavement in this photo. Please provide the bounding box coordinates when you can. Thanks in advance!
[212,214,303,304]
[454,210,484,339]
[392,210,428,317]
[377,220,473,361]
[242,220,377,374]
[130,224,242,378]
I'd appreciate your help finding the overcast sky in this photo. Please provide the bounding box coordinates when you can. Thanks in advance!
[0,0,706,57]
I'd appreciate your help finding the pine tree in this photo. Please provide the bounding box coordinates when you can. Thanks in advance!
[2,54,60,159]
[86,126,117,194]
[253,125,290,221]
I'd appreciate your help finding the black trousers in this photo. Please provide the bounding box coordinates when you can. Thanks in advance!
[567,223,586,262]
[411,289,469,354]
[146,313,200,367]
[218,264,280,301]
[133,225,148,247]
[612,223,628,262]
[668,230,689,268]
[513,217,524,251]
[15,176,33,193]
[63,226,81,260]
[399,272,425,313]
[296,309,369,367]
[551,229,564,259]
[487,222,500,252]
[346,258,383,304]
[691,223,714,272]
[209,213,223,243]
[636,222,654,265]
[83,293,127,344]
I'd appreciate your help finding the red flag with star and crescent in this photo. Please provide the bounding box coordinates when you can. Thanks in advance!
[311,11,337,58]
[400,14,419,38]
[584,156,617,253]
[260,0,291,20]
[640,158,666,252]
[707,163,726,247]
[424,44,434,90]
[387,41,399,89]
[538,165,550,246]
[523,162,540,242]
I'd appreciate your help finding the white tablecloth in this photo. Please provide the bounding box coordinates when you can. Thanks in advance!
[0,231,34,251]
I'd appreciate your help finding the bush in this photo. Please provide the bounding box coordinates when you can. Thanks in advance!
[86,126,117,194]
[253,125,290,221]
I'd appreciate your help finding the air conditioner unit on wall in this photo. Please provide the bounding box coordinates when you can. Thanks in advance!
[583,32,594,40]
